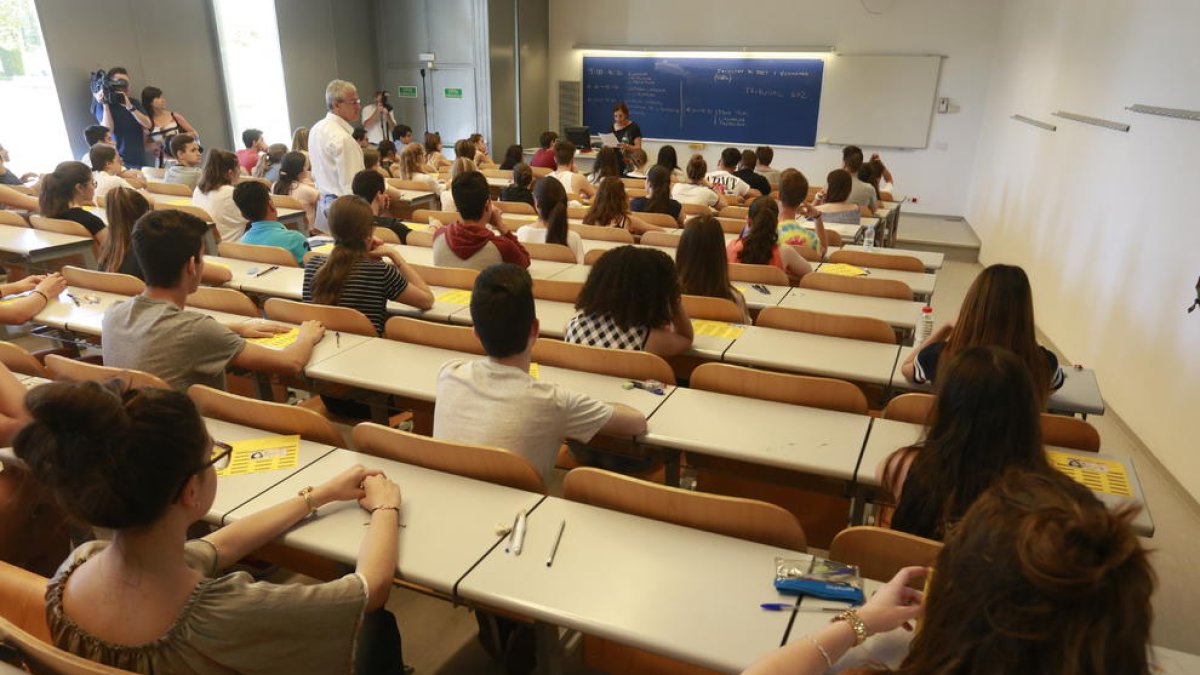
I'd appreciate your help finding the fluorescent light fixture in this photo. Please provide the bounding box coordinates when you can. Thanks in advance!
[1010,114,1056,132]
[1127,104,1200,122]
[1051,111,1130,132]
[574,45,833,58]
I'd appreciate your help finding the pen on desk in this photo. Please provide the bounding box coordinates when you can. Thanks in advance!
[545,520,566,567]
[512,510,527,555]
[254,265,280,277]
[759,603,842,612]
[752,283,770,295]
[335,331,341,347]
[66,293,80,306]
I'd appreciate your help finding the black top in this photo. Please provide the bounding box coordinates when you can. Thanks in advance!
[92,99,147,168]
[629,196,681,221]
[0,169,21,185]
[609,121,643,146]
[115,251,143,279]
[59,207,107,236]
[734,168,771,197]
[914,340,1065,390]
[499,185,535,207]
[374,215,412,245]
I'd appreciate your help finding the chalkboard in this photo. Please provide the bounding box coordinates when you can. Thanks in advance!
[583,56,824,148]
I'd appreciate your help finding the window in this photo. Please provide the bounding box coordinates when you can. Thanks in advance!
[211,0,290,150]
[0,0,72,172]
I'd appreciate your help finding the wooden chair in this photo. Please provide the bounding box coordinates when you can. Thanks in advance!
[682,294,744,323]
[387,178,438,192]
[236,175,271,187]
[714,216,744,235]
[61,266,144,296]
[408,263,477,289]
[532,277,583,303]
[530,166,551,177]
[352,423,546,494]
[0,613,140,673]
[373,226,401,244]
[573,223,634,243]
[828,526,942,582]
[0,209,29,227]
[566,206,590,220]
[531,339,674,384]
[29,214,91,239]
[582,248,607,266]
[263,298,375,336]
[633,212,679,229]
[717,205,748,219]
[1041,414,1101,452]
[270,193,303,210]
[728,262,790,286]
[625,188,647,199]
[406,230,433,247]
[0,341,51,377]
[692,363,867,413]
[791,244,822,263]
[821,229,844,247]
[500,214,537,230]
[151,201,210,222]
[881,392,934,424]
[680,202,712,217]
[188,384,343,447]
[495,200,536,215]
[385,316,485,355]
[481,168,509,179]
[800,273,912,300]
[145,180,191,197]
[0,559,51,643]
[217,241,298,268]
[755,307,897,344]
[187,286,259,317]
[45,354,170,390]
[8,184,36,196]
[620,177,645,190]
[829,250,924,273]
[412,209,460,225]
[522,241,577,263]
[638,230,681,248]
[564,467,807,550]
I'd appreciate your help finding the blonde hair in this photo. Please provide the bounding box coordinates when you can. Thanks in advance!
[450,157,477,180]
[399,143,426,180]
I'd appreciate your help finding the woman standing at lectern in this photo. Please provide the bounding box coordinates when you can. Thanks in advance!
[610,102,643,150]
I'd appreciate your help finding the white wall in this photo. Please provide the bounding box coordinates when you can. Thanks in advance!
[966,0,1200,498]
[546,0,1004,216]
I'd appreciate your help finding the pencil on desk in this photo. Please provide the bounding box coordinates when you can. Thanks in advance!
[546,520,566,567]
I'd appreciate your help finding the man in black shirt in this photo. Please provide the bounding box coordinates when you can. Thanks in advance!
[90,67,151,168]
[734,149,772,198]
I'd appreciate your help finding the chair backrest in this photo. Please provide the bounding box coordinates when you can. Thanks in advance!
[29,215,91,239]
[799,273,912,300]
[717,205,749,219]
[714,216,744,235]
[881,392,935,424]
[620,177,644,190]
[61,266,144,296]
[352,423,546,493]
[791,244,822,263]
[531,339,674,384]
[0,613,138,674]
[638,230,680,248]
[412,209,460,225]
[820,229,844,247]
[407,263,477,289]
[755,307,897,344]
[566,206,589,220]
[236,175,271,187]
[495,200,536,215]
[828,526,942,582]
[269,193,303,210]
[582,248,607,266]
[499,214,536,230]
[1042,414,1101,452]
[0,341,51,377]
[681,294,744,323]
[262,298,374,336]
[217,241,298,268]
[480,168,509,179]
[151,201,211,223]
[406,230,433,247]
[680,202,712,216]
[727,262,790,286]
[0,209,29,227]
[530,166,552,177]
[388,178,438,191]
[384,316,485,354]
[573,223,634,243]
[45,354,170,390]
[373,226,401,244]
[563,467,807,551]
[625,188,647,199]
[522,241,576,263]
[0,560,50,642]
[829,250,924,273]
[188,384,343,447]
[145,180,191,197]
[633,211,678,229]
[187,285,259,317]
[691,363,867,413]
[531,277,582,303]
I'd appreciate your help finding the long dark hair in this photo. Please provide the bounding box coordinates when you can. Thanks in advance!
[500,144,524,170]
[273,151,307,196]
[582,177,629,227]
[643,165,672,214]
[196,149,238,194]
[737,195,779,264]
[886,346,1050,540]
[590,147,624,182]
[99,187,150,273]
[656,145,679,173]
[141,85,162,117]
[533,176,569,246]
[38,161,92,217]
[677,215,736,303]
[824,169,853,204]
[577,246,680,331]
[310,196,374,307]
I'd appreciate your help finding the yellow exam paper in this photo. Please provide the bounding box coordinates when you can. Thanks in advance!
[166,198,192,206]
[248,327,299,349]
[1047,449,1134,497]
[437,289,473,305]
[216,435,301,477]
[311,244,334,255]
[405,221,431,232]
[819,263,868,277]
[691,319,745,339]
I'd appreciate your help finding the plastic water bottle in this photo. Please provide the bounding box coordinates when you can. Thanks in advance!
[863,221,876,250]
[915,306,934,345]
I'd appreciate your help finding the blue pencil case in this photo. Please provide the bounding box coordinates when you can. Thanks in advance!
[774,556,865,604]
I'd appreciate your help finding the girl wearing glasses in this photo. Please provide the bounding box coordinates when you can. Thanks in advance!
[14,380,409,674]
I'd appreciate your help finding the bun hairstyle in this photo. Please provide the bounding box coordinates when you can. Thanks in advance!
[13,381,208,530]
[737,195,780,265]
[37,161,92,217]
[901,469,1154,675]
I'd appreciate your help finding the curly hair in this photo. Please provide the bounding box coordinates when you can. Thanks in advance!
[576,246,680,331]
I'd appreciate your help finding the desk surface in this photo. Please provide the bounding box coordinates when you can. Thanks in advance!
[645,387,869,481]
[0,223,93,255]
[224,447,545,594]
[144,193,304,223]
[833,244,944,271]
[815,263,937,299]
[723,325,900,386]
[456,496,801,674]
[207,256,304,299]
[389,243,574,280]
[779,288,924,332]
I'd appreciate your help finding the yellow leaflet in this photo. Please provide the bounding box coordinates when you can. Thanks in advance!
[216,435,300,477]
[437,289,473,305]
[405,221,431,232]
[733,284,750,293]
[691,319,745,339]
[819,263,868,277]
[1046,449,1134,497]
[248,327,299,349]
[166,198,192,206]
[529,362,539,379]
[311,244,334,255]
[206,260,230,271]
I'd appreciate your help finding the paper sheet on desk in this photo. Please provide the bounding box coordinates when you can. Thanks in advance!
[819,263,868,277]
[216,435,300,477]
[248,328,299,349]
[598,133,619,148]
[166,198,192,206]
[436,289,473,305]
[1047,450,1133,497]
[691,319,745,339]
[311,244,334,255]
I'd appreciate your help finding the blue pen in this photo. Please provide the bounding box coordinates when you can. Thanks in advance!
[760,603,794,611]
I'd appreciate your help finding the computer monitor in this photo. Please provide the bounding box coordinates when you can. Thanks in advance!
[563,126,592,150]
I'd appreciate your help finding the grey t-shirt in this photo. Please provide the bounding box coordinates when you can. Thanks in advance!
[847,177,878,212]
[102,295,246,391]
[163,165,201,191]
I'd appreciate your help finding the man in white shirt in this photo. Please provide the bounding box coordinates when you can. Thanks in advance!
[705,147,759,203]
[309,79,366,229]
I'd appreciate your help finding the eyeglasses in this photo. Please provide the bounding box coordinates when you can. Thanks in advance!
[339,98,361,105]
[172,439,233,501]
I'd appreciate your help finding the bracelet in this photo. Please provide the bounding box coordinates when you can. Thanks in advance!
[804,635,833,670]
[30,290,48,304]
[832,608,867,646]
[370,505,400,515]
[298,486,318,517]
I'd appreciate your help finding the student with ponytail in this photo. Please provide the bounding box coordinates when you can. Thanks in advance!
[630,164,683,225]
[725,195,811,282]
[17,380,410,674]
[517,176,583,261]
[38,160,107,245]
[582,176,660,235]
[273,150,320,228]
[98,186,151,277]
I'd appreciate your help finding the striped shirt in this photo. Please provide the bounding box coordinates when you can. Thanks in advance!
[302,254,408,334]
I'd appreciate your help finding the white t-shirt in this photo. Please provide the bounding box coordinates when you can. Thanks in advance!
[93,171,133,201]
[516,225,584,262]
[360,103,395,145]
[439,189,456,213]
[550,169,584,195]
[192,184,246,243]
[671,182,719,208]
[433,359,613,479]
[705,170,751,198]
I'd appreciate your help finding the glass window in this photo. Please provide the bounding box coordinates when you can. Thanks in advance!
[0,0,72,174]
[211,0,291,150]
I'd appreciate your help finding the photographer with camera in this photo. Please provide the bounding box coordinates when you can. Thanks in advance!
[362,90,396,145]
[90,67,152,169]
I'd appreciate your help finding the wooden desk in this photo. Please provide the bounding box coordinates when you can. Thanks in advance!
[455,496,801,674]
[779,288,925,334]
[722,325,900,386]
[814,263,937,301]
[858,418,1154,536]
[0,223,96,270]
[146,193,306,231]
[207,256,304,299]
[224,447,545,594]
[387,243,575,280]
[832,244,944,271]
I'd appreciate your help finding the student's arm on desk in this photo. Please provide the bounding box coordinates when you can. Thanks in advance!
[599,402,647,437]
[781,244,812,281]
[201,263,233,285]
[0,274,66,326]
[230,319,326,376]
[373,245,434,310]
[574,173,596,199]
[645,298,695,357]
[0,185,38,211]
[900,322,953,383]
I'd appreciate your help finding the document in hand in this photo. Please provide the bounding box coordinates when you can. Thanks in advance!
[598,133,619,148]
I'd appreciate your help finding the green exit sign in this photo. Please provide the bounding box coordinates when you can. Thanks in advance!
[396,85,418,98]
[444,88,463,99]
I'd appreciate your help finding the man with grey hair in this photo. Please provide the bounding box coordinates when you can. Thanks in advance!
[308,79,365,229]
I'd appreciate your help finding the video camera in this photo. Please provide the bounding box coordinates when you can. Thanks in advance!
[90,69,129,107]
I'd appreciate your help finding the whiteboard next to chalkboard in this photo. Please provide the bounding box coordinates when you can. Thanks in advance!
[818,54,943,149]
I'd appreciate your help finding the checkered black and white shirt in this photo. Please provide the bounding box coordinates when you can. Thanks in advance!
[563,312,650,351]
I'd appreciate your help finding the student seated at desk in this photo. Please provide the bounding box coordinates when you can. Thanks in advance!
[424,131,450,171]
[529,130,558,169]
[743,469,1153,675]
[734,148,771,199]
[395,142,440,192]
[274,151,320,229]
[102,209,325,391]
[672,155,725,210]
[656,145,686,183]
[0,183,38,212]
[549,139,597,200]
[726,196,811,282]
[163,134,203,191]
[587,147,624,185]
[435,262,647,480]
[565,245,694,357]
[304,195,432,334]
[438,157,476,213]
[0,272,66,325]
[900,264,1064,405]
[753,145,780,187]
[776,168,826,256]
[38,161,108,246]
[468,133,493,167]
[0,141,38,185]
[351,170,412,245]
[624,147,650,179]
[879,346,1056,540]
[377,140,399,177]
[98,187,151,277]
[707,147,760,204]
[90,143,142,200]
[499,163,535,207]
[582,177,660,236]
[677,215,749,323]
[840,145,878,216]
[192,149,247,244]
[516,176,583,262]
[498,143,523,171]
[814,169,866,224]
[432,171,530,271]
[15,380,410,675]
[234,181,309,265]
[630,165,683,225]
